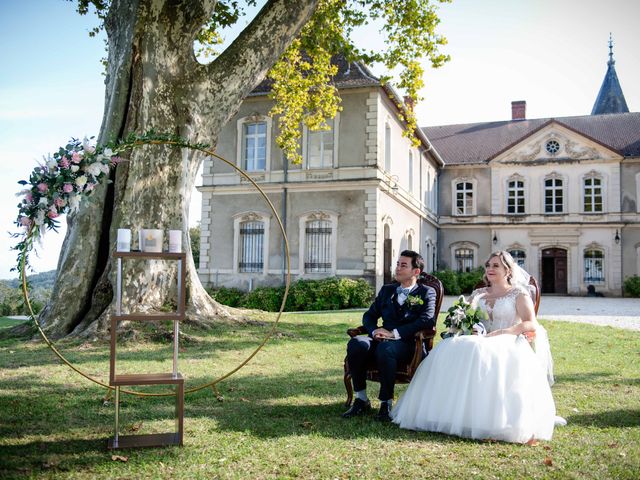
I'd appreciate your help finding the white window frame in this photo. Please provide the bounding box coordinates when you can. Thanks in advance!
[408,150,414,193]
[635,173,640,213]
[543,173,566,214]
[582,172,605,213]
[450,242,478,272]
[384,122,392,172]
[232,211,271,275]
[302,114,340,169]
[298,210,339,275]
[236,115,273,172]
[507,247,527,269]
[451,177,476,216]
[506,175,526,215]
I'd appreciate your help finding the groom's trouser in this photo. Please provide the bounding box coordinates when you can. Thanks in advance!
[346,336,413,401]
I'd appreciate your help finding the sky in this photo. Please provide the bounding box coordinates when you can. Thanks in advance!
[0,0,638,279]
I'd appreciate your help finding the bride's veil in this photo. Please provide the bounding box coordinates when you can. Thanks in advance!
[512,263,555,386]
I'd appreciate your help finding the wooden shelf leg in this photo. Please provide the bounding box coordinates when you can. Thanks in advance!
[114,386,120,448]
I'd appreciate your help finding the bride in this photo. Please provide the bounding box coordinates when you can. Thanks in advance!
[391,250,559,443]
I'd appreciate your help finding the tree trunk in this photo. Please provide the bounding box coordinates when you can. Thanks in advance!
[38,0,319,338]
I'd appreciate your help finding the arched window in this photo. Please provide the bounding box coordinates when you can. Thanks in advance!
[407,233,413,251]
[509,249,526,268]
[455,248,474,272]
[583,175,603,213]
[507,177,525,214]
[583,249,604,282]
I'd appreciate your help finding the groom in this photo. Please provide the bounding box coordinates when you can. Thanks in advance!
[343,250,436,421]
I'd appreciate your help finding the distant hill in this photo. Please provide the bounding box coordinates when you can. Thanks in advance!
[2,270,56,290]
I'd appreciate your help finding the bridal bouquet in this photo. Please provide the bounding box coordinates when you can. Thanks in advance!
[442,295,488,338]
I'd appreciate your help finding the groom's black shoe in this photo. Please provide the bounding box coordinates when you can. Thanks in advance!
[375,402,392,422]
[342,398,371,418]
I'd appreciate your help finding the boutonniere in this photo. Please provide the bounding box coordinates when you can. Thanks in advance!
[405,295,424,309]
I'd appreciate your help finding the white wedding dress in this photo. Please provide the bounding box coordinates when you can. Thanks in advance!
[391,286,557,443]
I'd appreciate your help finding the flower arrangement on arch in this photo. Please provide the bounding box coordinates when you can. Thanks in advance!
[442,295,488,338]
[15,137,121,233]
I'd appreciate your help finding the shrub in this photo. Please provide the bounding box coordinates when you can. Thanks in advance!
[432,269,461,295]
[244,286,285,311]
[458,268,485,293]
[623,275,640,297]
[209,286,246,307]
[208,277,374,312]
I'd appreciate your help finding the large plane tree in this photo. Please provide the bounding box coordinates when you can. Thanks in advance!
[34,0,449,337]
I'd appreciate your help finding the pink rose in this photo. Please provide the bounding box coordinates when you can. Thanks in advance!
[19,216,32,226]
[37,183,48,193]
[47,210,59,219]
[25,192,33,202]
[59,156,70,169]
[63,183,74,193]
[54,198,65,207]
[71,151,82,164]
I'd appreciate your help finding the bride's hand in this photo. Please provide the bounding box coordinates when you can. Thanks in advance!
[486,329,502,337]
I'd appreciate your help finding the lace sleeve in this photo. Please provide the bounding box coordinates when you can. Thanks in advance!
[468,287,487,308]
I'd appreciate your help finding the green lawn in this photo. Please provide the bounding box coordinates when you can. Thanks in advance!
[0,317,28,330]
[0,311,638,479]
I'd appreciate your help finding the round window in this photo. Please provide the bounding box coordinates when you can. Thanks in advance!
[545,140,560,155]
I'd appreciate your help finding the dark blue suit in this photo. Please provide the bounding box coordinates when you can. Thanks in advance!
[347,282,437,401]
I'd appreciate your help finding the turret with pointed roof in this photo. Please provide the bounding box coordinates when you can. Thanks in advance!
[591,35,629,115]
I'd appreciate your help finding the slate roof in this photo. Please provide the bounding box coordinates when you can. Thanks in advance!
[591,41,629,115]
[248,54,380,97]
[422,112,640,165]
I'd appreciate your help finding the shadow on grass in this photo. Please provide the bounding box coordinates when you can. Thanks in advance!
[567,409,640,428]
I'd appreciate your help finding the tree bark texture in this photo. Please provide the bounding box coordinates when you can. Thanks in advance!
[38,0,319,338]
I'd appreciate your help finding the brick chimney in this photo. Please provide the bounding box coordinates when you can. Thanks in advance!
[511,100,526,120]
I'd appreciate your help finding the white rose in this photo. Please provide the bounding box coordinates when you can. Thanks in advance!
[86,163,102,177]
[39,197,49,206]
[69,195,81,213]
[100,163,110,175]
[75,175,88,187]
[35,210,45,226]
[71,165,80,173]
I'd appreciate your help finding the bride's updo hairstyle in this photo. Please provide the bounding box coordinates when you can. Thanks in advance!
[482,250,517,286]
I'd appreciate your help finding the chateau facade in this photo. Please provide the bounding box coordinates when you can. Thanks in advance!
[199,47,639,295]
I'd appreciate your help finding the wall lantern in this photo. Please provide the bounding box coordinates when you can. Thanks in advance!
[492,232,498,245]
[614,229,620,244]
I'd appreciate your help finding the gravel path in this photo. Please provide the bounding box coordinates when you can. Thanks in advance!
[442,296,640,331]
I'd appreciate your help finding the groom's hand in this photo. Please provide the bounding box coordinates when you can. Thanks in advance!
[373,328,394,340]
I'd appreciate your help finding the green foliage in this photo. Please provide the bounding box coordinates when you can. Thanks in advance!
[432,269,461,295]
[432,268,484,295]
[189,224,201,267]
[210,277,374,312]
[457,267,484,293]
[623,275,640,297]
[244,286,286,312]
[209,286,247,308]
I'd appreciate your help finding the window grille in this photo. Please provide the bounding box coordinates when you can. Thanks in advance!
[583,177,603,212]
[584,250,604,282]
[239,221,264,272]
[455,248,474,272]
[305,220,332,272]
[544,178,563,213]
[243,122,267,171]
[507,180,525,214]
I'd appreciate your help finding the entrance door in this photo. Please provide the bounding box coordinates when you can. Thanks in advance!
[383,239,392,285]
[541,248,568,294]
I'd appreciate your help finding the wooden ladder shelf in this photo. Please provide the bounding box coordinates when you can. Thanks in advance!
[108,251,186,449]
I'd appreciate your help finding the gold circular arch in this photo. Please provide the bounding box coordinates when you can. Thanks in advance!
[20,138,291,398]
